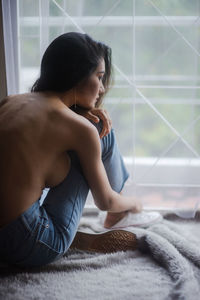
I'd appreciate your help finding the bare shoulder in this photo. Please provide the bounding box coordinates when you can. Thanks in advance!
[59,107,99,149]
[0,93,25,102]
[0,93,32,107]
[61,106,97,133]
[0,94,22,114]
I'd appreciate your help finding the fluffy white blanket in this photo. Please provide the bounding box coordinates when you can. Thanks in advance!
[0,213,200,300]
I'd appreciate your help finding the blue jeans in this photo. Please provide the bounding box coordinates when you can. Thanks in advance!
[0,122,129,267]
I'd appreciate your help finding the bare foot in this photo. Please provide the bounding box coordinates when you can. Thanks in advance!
[104,211,128,228]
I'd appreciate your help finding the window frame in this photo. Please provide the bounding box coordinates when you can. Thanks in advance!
[16,1,200,211]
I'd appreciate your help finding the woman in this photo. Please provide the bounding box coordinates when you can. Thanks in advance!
[0,32,154,268]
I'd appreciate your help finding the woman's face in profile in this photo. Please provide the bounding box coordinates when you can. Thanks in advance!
[76,59,105,109]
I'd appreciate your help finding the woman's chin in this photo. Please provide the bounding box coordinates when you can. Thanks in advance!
[88,102,96,109]
[80,100,96,110]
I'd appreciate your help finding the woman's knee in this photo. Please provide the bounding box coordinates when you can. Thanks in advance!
[91,119,104,134]
[89,119,116,157]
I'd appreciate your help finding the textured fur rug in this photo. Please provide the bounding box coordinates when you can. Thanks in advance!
[0,213,200,300]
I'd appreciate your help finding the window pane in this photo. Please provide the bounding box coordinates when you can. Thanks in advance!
[17,0,200,211]
[19,0,39,17]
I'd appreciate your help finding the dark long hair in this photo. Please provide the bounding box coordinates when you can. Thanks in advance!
[31,32,112,107]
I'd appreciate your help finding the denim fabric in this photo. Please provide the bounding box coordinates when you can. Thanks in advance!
[0,121,129,267]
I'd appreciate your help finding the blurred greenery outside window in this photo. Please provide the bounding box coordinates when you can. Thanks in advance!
[17,0,200,190]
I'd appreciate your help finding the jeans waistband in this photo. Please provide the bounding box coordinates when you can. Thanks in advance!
[0,199,40,237]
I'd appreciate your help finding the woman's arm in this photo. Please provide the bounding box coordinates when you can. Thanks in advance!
[71,106,112,139]
[72,118,140,212]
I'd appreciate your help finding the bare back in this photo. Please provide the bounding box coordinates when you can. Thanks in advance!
[0,93,74,227]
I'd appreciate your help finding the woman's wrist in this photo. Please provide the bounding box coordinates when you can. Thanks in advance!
[108,192,142,213]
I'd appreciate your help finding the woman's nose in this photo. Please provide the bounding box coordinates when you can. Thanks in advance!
[99,82,105,94]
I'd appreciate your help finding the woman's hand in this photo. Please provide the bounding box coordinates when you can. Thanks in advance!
[74,107,112,139]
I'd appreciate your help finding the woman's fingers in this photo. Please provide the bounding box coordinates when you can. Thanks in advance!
[98,111,109,138]
[93,109,112,138]
[75,107,112,139]
[86,111,100,123]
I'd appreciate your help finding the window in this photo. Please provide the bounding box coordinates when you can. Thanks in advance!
[17,0,200,214]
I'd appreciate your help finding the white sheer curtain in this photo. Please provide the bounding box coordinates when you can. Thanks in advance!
[2,0,18,95]
[3,0,200,218]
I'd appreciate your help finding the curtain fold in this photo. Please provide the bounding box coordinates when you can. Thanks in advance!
[0,0,7,100]
[2,0,18,94]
